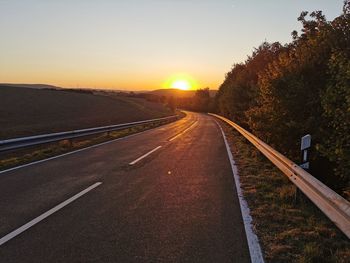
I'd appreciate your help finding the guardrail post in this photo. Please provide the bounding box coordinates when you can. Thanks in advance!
[295,134,312,204]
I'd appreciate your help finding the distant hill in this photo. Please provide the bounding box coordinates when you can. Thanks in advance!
[149,89,217,98]
[0,85,172,139]
[0,83,61,90]
[0,84,218,98]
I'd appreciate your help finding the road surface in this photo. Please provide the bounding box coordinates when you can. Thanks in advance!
[0,112,251,263]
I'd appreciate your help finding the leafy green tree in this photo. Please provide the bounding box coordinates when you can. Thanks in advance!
[216,42,283,129]
[216,3,350,192]
[192,88,210,112]
[319,48,350,185]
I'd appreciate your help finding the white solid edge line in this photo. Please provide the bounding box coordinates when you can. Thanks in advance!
[169,120,198,142]
[129,146,162,165]
[214,120,265,263]
[0,122,174,175]
[0,182,102,246]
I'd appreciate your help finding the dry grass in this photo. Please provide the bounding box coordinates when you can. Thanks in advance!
[220,122,350,263]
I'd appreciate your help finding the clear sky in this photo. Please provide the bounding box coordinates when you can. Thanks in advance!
[0,0,344,90]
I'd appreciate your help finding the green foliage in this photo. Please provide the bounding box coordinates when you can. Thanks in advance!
[176,88,212,112]
[319,50,350,184]
[193,88,210,112]
[216,42,282,129]
[216,6,350,192]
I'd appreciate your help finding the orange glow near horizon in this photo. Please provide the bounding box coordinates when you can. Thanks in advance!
[171,80,190,90]
[163,74,198,91]
[0,73,218,91]
[0,1,340,92]
[0,70,210,91]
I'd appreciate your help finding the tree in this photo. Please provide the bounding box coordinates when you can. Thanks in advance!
[215,6,350,192]
[216,42,283,129]
[191,88,210,112]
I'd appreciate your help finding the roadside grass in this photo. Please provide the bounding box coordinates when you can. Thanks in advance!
[0,117,178,171]
[220,122,350,263]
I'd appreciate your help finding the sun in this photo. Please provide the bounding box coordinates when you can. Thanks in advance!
[172,80,190,90]
[163,73,198,91]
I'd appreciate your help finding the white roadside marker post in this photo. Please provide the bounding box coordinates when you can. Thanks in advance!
[295,134,312,203]
[300,134,311,170]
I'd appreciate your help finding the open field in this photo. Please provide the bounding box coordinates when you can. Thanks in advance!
[220,121,350,262]
[0,85,172,139]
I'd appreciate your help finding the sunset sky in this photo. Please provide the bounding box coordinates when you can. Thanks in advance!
[0,0,343,91]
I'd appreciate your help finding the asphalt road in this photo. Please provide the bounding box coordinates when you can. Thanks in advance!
[0,112,250,263]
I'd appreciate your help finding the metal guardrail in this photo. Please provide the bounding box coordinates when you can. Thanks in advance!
[210,113,350,239]
[0,115,178,152]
